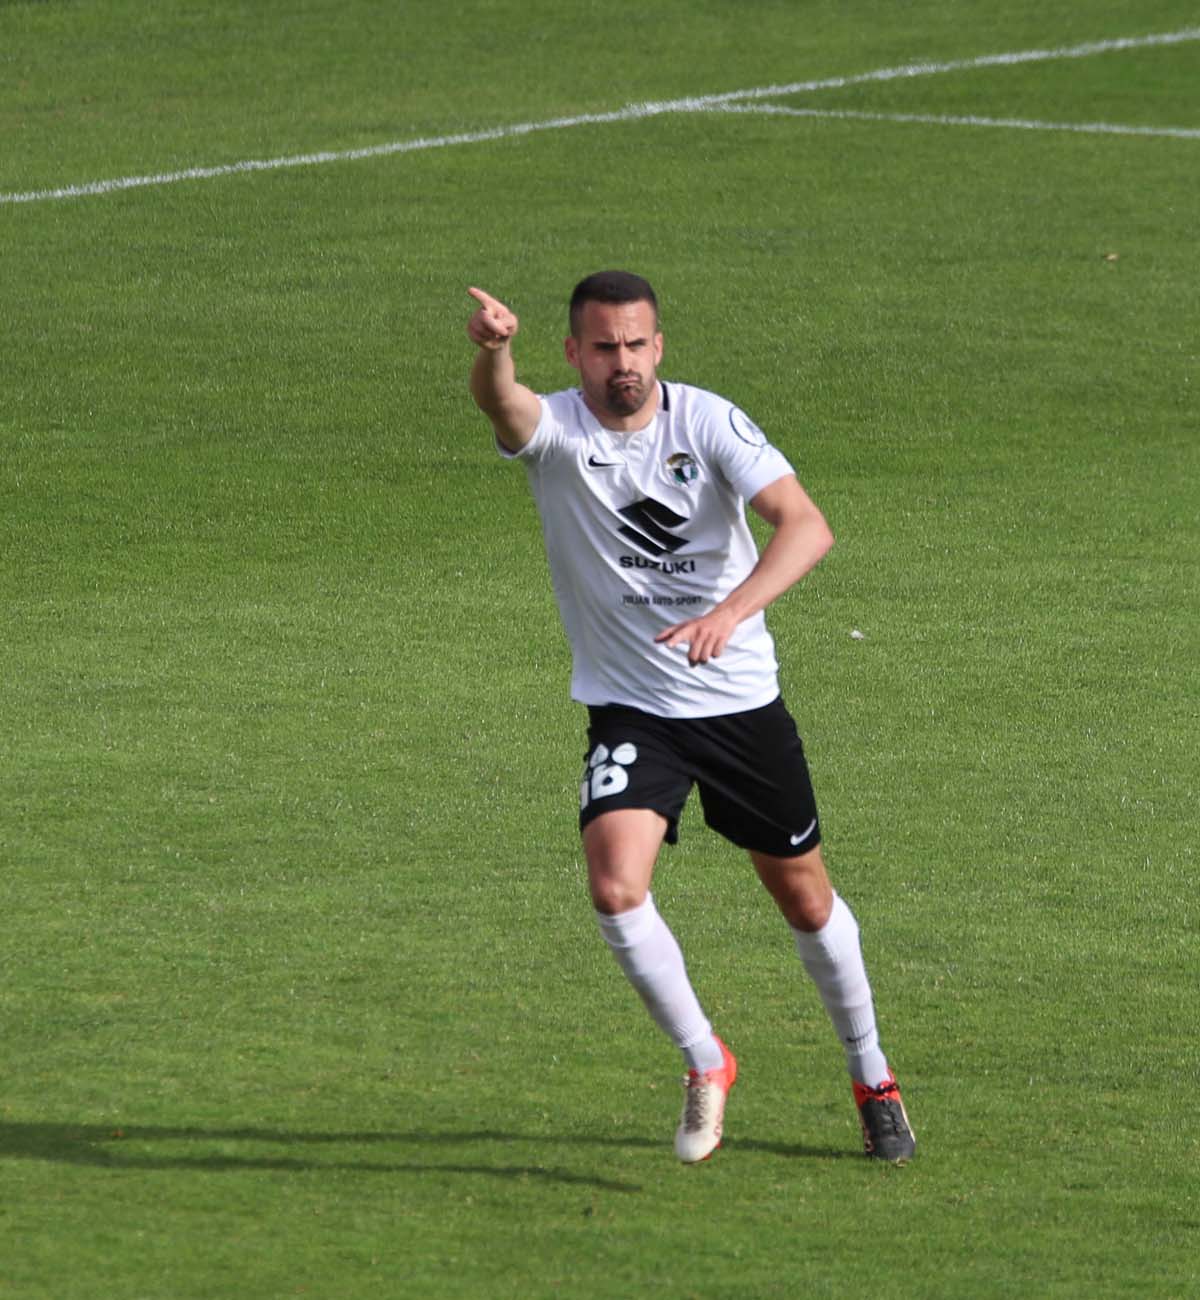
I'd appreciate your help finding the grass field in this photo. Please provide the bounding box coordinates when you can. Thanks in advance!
[3,2,1198,1297]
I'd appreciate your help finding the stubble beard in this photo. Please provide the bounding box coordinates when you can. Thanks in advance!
[601,373,652,417]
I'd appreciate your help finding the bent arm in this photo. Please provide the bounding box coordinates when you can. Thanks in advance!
[731,472,835,619]
[655,473,834,665]
[466,287,542,452]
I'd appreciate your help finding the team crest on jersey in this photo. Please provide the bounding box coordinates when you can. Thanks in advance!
[666,452,699,485]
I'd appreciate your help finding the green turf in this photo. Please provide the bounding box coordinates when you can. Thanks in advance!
[2,2,1198,1296]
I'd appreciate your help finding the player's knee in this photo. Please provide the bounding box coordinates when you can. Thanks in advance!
[783,886,835,932]
[588,872,649,915]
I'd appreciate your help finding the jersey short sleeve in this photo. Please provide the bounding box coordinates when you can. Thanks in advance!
[702,398,794,503]
[494,394,572,463]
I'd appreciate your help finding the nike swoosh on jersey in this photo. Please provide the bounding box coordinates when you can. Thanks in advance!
[587,455,624,468]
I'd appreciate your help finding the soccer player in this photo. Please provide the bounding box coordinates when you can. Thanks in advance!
[465,271,915,1163]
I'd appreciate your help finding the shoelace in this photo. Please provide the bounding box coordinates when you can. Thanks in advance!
[681,1075,713,1132]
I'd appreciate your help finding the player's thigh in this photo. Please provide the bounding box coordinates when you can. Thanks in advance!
[580,705,692,844]
[583,808,669,914]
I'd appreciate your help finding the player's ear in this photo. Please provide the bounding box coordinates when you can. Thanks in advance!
[564,334,580,369]
[654,332,664,365]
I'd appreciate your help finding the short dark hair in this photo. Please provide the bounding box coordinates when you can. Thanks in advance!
[569,270,658,336]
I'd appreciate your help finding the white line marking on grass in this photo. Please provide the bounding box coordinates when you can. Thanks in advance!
[2,27,1197,205]
[0,109,662,205]
[705,103,1200,141]
[681,26,1200,107]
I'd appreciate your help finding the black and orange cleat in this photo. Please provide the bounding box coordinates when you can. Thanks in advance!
[853,1071,916,1163]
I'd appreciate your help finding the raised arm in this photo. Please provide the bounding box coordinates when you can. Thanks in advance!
[466,287,542,452]
[655,473,834,665]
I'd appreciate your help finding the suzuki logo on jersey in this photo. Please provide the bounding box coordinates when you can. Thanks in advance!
[619,554,696,573]
[617,496,691,558]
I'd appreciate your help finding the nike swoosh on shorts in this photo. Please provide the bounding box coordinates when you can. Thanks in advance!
[790,818,818,846]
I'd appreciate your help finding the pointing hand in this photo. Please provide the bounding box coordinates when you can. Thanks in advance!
[655,607,741,666]
[467,286,519,350]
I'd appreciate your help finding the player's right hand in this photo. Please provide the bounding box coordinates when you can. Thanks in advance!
[467,287,519,350]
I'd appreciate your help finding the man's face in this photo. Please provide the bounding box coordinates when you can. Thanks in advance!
[565,299,663,426]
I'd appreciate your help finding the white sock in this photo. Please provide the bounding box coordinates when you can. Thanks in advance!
[596,894,724,1073]
[791,893,890,1088]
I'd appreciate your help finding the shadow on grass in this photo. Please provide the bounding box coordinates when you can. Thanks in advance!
[0,1122,852,1190]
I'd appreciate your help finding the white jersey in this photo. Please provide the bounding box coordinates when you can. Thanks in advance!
[503,381,795,718]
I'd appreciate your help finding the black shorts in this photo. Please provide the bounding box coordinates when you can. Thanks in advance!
[579,696,821,858]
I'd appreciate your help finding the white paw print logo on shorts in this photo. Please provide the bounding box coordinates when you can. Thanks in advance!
[580,742,639,810]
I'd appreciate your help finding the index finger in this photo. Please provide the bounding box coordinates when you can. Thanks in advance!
[467,286,503,312]
[654,619,692,646]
